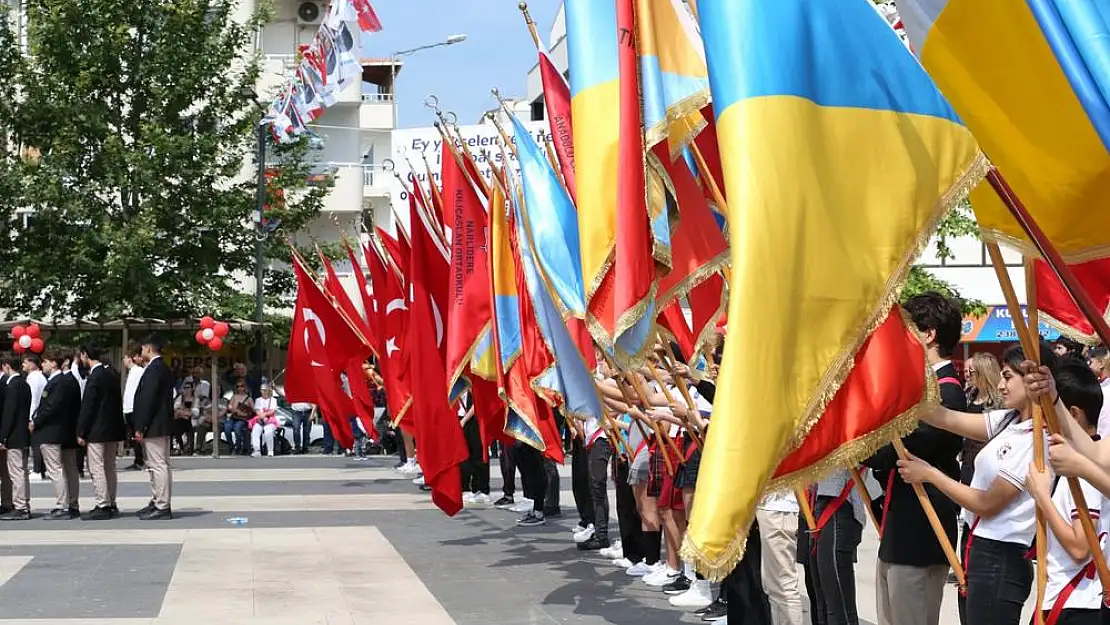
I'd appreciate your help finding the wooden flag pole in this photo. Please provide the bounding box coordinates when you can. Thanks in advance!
[1026,256,1049,625]
[643,362,705,450]
[796,487,817,531]
[986,241,1110,596]
[893,438,968,590]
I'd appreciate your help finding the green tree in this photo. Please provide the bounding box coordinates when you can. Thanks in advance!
[0,0,329,322]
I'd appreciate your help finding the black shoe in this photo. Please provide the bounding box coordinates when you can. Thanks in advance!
[493,495,514,509]
[108,504,120,518]
[136,501,156,517]
[543,508,563,518]
[419,484,432,492]
[127,463,144,471]
[0,508,30,521]
[516,512,546,527]
[139,507,172,520]
[694,598,723,617]
[576,536,610,551]
[45,508,76,520]
[0,506,10,516]
[84,506,113,521]
[663,576,692,595]
[699,599,728,621]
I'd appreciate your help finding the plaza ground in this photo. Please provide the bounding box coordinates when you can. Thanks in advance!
[0,455,1022,624]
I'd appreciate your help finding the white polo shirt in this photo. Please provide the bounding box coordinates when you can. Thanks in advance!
[970,410,1048,546]
[1043,477,1104,611]
[1096,380,1110,439]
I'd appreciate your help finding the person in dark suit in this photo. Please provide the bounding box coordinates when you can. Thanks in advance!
[76,344,125,520]
[32,351,82,520]
[0,355,32,520]
[131,335,173,520]
[864,293,967,625]
[0,362,11,514]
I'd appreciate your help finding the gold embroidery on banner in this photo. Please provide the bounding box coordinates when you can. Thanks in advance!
[679,150,992,580]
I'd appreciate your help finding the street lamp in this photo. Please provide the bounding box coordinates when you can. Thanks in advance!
[390,34,468,128]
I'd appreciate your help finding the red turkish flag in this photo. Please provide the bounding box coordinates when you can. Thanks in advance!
[287,255,370,449]
[377,226,408,281]
[351,0,383,32]
[320,251,376,355]
[344,239,380,351]
[409,183,467,516]
[1034,258,1110,343]
[367,239,412,426]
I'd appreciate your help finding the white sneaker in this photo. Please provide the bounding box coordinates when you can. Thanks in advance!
[470,493,492,506]
[599,545,624,560]
[643,566,681,587]
[395,459,415,474]
[413,474,425,486]
[612,558,634,569]
[267,451,274,457]
[510,498,533,513]
[625,560,653,577]
[573,523,596,543]
[462,492,476,504]
[668,579,714,609]
[251,451,261,458]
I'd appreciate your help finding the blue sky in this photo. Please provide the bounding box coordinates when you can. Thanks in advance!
[362,0,563,128]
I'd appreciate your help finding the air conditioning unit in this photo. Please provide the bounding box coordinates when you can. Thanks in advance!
[296,1,325,26]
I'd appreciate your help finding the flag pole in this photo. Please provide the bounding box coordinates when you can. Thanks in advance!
[643,361,705,449]
[986,239,1110,597]
[518,2,543,50]
[796,487,817,531]
[1025,255,1049,624]
[848,467,881,532]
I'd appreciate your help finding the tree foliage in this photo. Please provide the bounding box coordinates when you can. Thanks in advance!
[901,202,987,316]
[0,0,329,322]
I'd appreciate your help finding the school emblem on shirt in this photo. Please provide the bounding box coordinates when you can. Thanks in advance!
[997,441,1012,461]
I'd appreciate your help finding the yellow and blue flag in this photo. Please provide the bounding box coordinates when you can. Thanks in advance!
[682,0,984,578]
[893,0,1110,259]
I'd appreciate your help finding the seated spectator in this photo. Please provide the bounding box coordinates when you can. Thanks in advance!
[223,381,253,455]
[250,385,279,457]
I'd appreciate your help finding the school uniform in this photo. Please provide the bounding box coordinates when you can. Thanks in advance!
[32,370,81,517]
[1040,477,1104,625]
[131,355,174,516]
[960,409,1045,625]
[797,470,867,625]
[578,414,611,548]
[0,375,32,517]
[76,363,125,516]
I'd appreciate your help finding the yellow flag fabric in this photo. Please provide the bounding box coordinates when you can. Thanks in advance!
[683,0,985,579]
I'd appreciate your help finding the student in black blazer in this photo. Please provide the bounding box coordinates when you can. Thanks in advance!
[76,344,126,520]
[32,352,82,520]
[131,335,174,520]
[0,355,32,520]
[0,368,10,514]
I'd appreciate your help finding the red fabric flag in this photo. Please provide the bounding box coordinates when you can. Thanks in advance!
[409,186,468,516]
[287,256,370,449]
[771,308,927,481]
[319,252,376,355]
[351,0,383,33]
[538,50,576,203]
[1034,258,1110,343]
[367,239,412,427]
[377,226,408,281]
[469,376,509,463]
[587,0,655,351]
[344,360,378,440]
[443,150,493,393]
[345,239,380,346]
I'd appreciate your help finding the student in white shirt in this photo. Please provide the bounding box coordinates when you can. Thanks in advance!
[899,342,1055,625]
[1026,361,1104,625]
[122,347,146,469]
[23,355,47,481]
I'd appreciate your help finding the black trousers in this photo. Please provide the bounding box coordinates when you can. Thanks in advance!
[571,436,595,526]
[726,520,773,625]
[613,458,644,563]
[123,412,145,466]
[587,438,612,539]
[543,457,560,513]
[499,441,517,497]
[962,535,1032,625]
[75,443,86,477]
[460,417,490,495]
[32,445,44,476]
[515,441,547,512]
[797,499,863,625]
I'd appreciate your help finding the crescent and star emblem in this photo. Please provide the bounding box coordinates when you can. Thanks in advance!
[301,308,326,367]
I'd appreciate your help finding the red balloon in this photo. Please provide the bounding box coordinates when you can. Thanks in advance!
[11,325,25,338]
[26,324,40,339]
[11,340,22,353]
[29,338,44,353]
[195,329,207,344]
[199,316,215,330]
[207,337,224,352]
[213,322,230,337]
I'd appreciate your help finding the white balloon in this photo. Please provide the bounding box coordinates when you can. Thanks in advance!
[201,328,215,341]
[18,335,31,348]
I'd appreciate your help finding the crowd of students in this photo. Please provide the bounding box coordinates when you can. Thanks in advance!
[382,290,1110,625]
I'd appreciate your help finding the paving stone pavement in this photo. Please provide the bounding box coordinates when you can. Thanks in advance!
[0,454,1029,624]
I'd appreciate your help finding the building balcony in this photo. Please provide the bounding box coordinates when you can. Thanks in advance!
[360,96,395,130]
[362,164,390,198]
[318,164,367,214]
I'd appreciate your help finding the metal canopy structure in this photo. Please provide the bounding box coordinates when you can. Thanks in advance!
[0,317,266,332]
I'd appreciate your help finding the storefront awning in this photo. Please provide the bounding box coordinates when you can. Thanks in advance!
[961,305,1060,343]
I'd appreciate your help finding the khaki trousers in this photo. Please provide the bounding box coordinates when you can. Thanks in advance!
[5,448,29,511]
[875,560,948,625]
[757,508,805,625]
[40,444,79,509]
[0,449,11,509]
[141,436,172,510]
[86,442,119,508]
